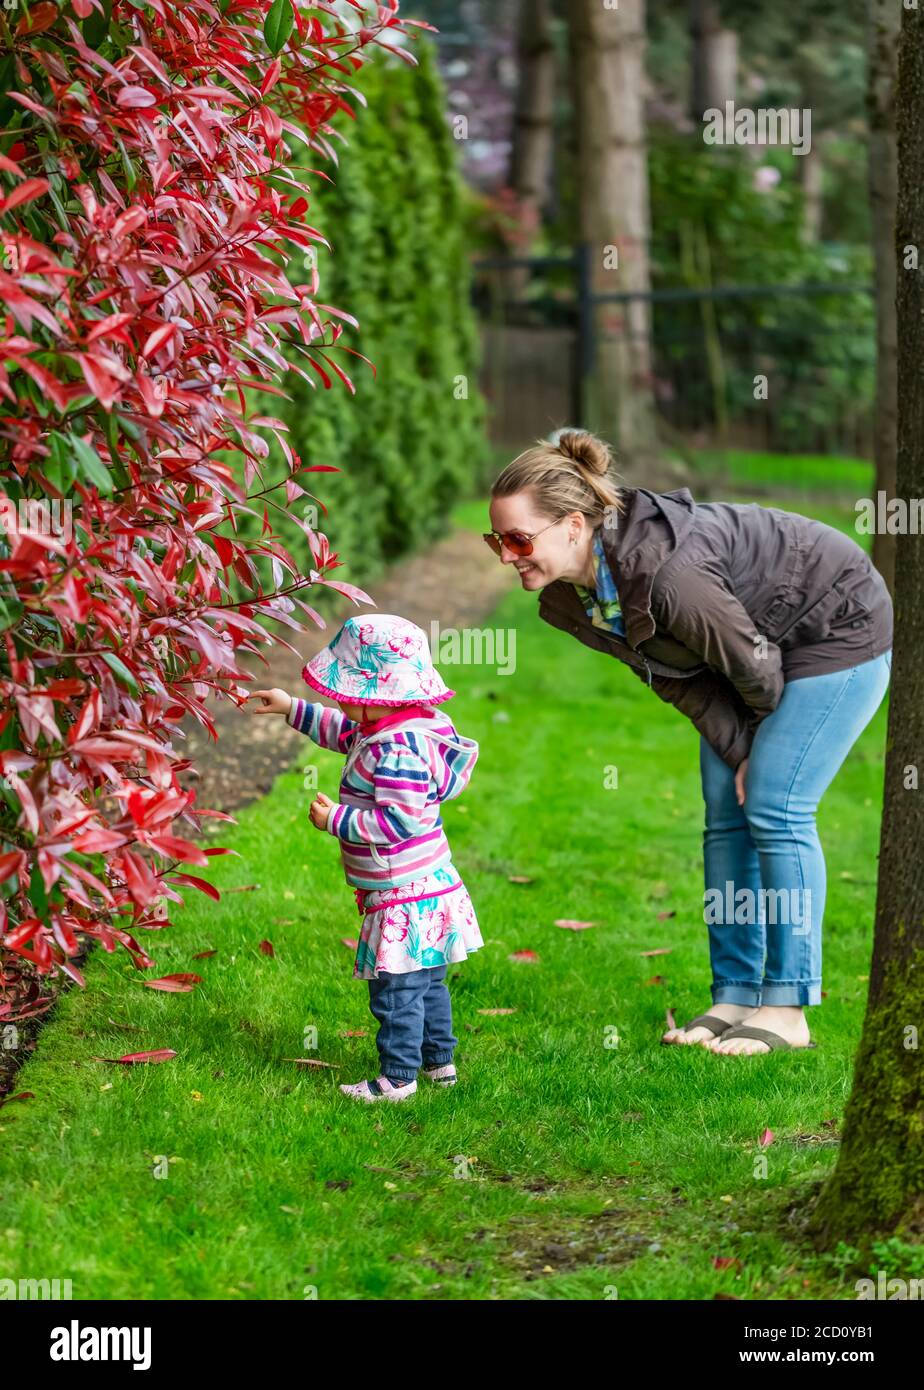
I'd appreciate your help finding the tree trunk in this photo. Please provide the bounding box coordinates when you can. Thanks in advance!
[510,0,556,234]
[689,0,738,119]
[868,0,900,596]
[567,0,658,459]
[800,137,826,244]
[810,1,924,1245]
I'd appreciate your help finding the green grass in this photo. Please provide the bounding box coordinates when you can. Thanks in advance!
[0,548,890,1300]
[693,448,873,500]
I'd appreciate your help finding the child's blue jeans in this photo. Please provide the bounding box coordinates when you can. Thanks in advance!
[367,965,457,1083]
[699,650,891,1008]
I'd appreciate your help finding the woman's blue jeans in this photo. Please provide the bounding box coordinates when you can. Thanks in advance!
[699,651,891,1008]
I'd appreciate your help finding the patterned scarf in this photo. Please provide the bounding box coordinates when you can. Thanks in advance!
[574,528,625,636]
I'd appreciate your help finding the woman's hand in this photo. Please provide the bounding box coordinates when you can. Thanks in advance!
[248,688,292,716]
[309,792,335,831]
[735,757,749,807]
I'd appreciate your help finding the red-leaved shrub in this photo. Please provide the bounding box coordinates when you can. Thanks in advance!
[0,0,424,1015]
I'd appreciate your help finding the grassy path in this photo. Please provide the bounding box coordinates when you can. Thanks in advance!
[0,502,890,1300]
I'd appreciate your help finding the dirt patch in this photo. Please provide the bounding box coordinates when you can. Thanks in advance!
[181,527,513,816]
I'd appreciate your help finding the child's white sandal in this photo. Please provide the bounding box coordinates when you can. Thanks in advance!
[420,1063,457,1087]
[338,1076,418,1103]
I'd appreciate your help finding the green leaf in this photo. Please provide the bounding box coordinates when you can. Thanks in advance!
[102,651,139,696]
[47,431,79,495]
[264,0,294,55]
[28,863,48,921]
[68,432,113,495]
[82,0,113,49]
[0,595,24,633]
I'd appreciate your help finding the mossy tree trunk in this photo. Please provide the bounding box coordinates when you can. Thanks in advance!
[810,2,924,1244]
[868,0,900,596]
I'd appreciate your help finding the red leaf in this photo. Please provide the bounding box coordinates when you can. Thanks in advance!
[712,1257,741,1271]
[142,323,177,358]
[259,939,275,957]
[0,1091,35,1108]
[509,950,539,963]
[16,3,58,37]
[94,1050,178,1065]
[758,1128,775,1148]
[0,178,50,214]
[0,850,26,885]
[168,874,220,901]
[116,86,159,109]
[142,974,203,992]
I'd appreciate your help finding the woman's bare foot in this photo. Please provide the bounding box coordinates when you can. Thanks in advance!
[706,1004,811,1055]
[662,1002,757,1047]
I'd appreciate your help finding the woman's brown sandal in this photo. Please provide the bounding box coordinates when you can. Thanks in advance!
[661,1013,737,1044]
[709,1025,818,1053]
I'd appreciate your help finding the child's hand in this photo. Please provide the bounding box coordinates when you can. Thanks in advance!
[309,792,335,831]
[248,688,292,716]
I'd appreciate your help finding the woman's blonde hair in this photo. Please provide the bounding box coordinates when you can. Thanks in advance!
[491,429,624,526]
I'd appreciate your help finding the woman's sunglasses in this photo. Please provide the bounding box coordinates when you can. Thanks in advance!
[482,518,561,558]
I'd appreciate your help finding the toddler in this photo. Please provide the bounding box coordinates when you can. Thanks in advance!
[250,614,482,1102]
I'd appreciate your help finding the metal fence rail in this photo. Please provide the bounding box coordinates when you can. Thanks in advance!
[471,247,875,463]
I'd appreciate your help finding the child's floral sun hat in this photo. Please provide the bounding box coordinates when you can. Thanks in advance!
[302,614,455,707]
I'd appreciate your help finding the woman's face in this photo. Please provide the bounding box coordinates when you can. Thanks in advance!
[488,490,583,590]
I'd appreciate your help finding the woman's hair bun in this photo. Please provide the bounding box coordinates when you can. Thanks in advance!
[553,429,613,477]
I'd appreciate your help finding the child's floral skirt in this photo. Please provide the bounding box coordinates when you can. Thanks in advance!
[352,864,483,980]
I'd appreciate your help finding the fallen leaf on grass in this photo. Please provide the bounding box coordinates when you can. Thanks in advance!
[0,1091,33,1108]
[259,940,275,957]
[92,1050,177,1065]
[554,919,595,931]
[508,950,539,963]
[640,948,672,957]
[508,875,533,885]
[227,884,260,894]
[340,1029,367,1038]
[273,919,295,926]
[712,1257,741,1271]
[284,1058,338,1069]
[643,975,665,986]
[758,1128,775,1148]
[477,1008,517,1016]
[143,974,202,992]
[656,911,676,921]
[192,950,217,960]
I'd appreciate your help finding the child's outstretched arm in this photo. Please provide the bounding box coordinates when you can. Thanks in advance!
[247,688,355,752]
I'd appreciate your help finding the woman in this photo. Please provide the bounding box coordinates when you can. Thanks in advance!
[486,431,892,1056]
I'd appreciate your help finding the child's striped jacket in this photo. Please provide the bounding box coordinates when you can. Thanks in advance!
[287,699,478,890]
